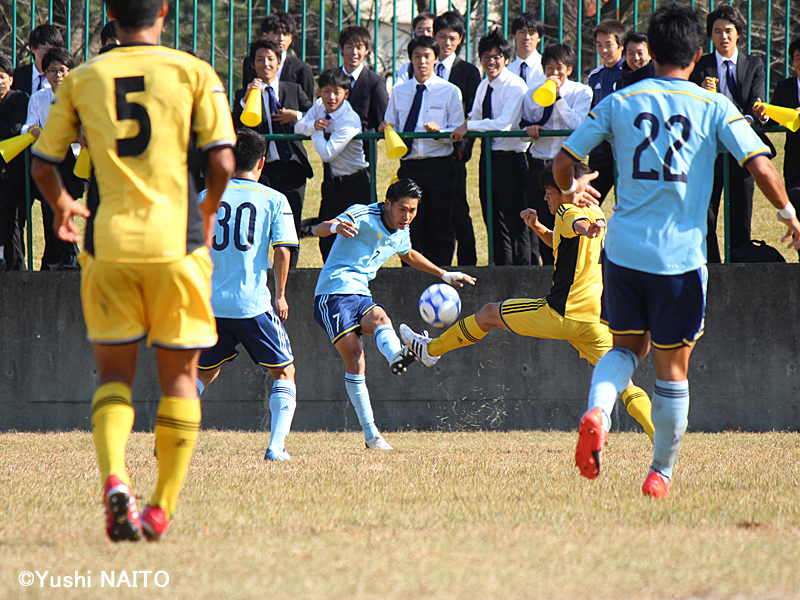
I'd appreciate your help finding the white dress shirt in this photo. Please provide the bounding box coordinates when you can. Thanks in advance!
[30,63,51,95]
[715,48,739,102]
[508,51,545,89]
[384,74,464,160]
[394,54,457,88]
[467,67,529,153]
[295,98,368,176]
[275,50,288,82]
[522,79,593,160]
[341,62,365,88]
[394,60,414,87]
[239,79,301,162]
[23,88,80,157]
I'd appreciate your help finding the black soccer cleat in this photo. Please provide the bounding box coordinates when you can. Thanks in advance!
[389,346,416,375]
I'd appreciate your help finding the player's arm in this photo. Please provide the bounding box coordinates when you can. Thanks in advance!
[31,158,90,243]
[520,209,553,248]
[399,250,476,287]
[314,218,357,238]
[199,146,236,247]
[746,155,800,249]
[272,246,291,322]
[572,217,606,239]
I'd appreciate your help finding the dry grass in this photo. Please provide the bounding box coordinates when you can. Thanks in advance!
[1,430,799,599]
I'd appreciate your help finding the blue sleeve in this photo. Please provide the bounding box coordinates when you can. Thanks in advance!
[396,231,412,256]
[714,96,770,166]
[270,195,299,248]
[337,204,370,225]
[561,99,612,162]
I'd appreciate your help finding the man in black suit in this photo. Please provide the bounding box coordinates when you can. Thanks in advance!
[234,38,313,268]
[241,12,315,100]
[690,3,769,262]
[12,24,63,101]
[338,25,389,171]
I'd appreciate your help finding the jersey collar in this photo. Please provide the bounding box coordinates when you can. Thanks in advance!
[379,203,397,234]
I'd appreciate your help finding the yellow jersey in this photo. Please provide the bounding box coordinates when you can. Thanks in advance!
[33,44,235,263]
[546,203,606,323]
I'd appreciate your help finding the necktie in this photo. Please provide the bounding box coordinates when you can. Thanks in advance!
[724,60,740,108]
[534,104,554,127]
[481,85,493,154]
[402,83,426,156]
[37,74,45,91]
[324,113,332,141]
[436,63,445,78]
[348,74,355,89]
[323,112,333,181]
[266,86,292,162]
[520,62,527,82]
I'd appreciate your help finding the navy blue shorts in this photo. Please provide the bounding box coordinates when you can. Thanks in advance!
[601,258,707,350]
[314,294,381,344]
[198,311,294,370]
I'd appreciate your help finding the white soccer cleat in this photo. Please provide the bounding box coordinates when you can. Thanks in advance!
[399,324,440,368]
[365,434,393,450]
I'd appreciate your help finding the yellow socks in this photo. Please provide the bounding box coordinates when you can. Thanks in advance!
[91,382,135,487]
[149,396,201,521]
[621,386,655,442]
[427,314,488,357]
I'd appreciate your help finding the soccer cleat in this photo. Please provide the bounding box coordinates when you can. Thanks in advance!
[140,505,171,542]
[365,434,393,450]
[575,408,609,480]
[264,447,292,461]
[642,471,670,498]
[103,475,142,543]
[399,324,440,368]
[389,346,416,375]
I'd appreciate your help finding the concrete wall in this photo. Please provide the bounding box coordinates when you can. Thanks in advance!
[2,264,799,433]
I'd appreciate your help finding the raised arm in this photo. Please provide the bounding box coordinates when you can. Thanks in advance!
[399,249,476,287]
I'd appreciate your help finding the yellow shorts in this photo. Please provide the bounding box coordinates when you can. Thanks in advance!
[78,248,217,349]
[500,298,612,366]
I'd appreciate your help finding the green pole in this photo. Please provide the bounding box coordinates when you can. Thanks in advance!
[485,138,494,265]
[320,0,326,73]
[785,0,791,80]
[539,0,545,51]
[596,0,602,69]
[247,0,253,46]
[392,0,397,82]
[211,0,216,68]
[765,0,771,95]
[503,0,508,39]
[66,0,71,53]
[48,0,52,24]
[633,0,638,31]
[370,139,377,203]
[746,0,751,55]
[229,0,234,106]
[411,0,415,21]
[465,0,471,62]
[483,0,488,35]
[432,0,437,15]
[12,0,16,67]
[558,0,563,43]
[338,0,343,65]
[374,0,379,73]
[723,154,730,263]
[302,0,308,61]
[356,0,361,25]
[25,149,32,271]
[267,0,272,13]
[285,0,289,11]
[84,0,90,62]
[577,0,582,78]
[449,0,453,11]
[193,1,198,53]
[175,0,180,49]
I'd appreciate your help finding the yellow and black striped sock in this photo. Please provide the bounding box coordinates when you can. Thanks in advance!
[91,382,135,487]
[427,314,488,357]
[149,396,201,521]
[621,386,654,442]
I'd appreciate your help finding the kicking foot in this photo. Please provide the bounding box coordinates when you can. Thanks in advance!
[264,447,292,461]
[399,324,440,368]
[575,408,608,480]
[389,346,416,375]
[365,434,393,450]
[140,505,171,542]
[642,470,670,498]
[103,475,142,543]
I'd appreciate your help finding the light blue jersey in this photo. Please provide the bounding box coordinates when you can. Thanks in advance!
[199,178,298,319]
[314,203,412,297]
[562,76,770,275]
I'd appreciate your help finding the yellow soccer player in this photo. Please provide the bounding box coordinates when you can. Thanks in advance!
[31,0,236,543]
[400,162,655,441]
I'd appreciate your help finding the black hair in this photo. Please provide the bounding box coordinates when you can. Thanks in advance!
[386,178,423,204]
[29,24,64,49]
[317,67,351,90]
[101,21,118,46]
[42,47,74,72]
[511,11,544,37]
[478,28,513,61]
[234,129,267,172]
[593,19,627,46]
[104,0,163,30]
[249,38,282,66]
[647,3,704,69]
[260,11,297,36]
[541,43,576,69]
[706,3,746,39]
[407,36,440,60]
[790,38,800,62]
[339,25,372,51]
[0,54,13,78]
[433,10,466,38]
[622,29,648,53]
[413,12,436,32]
[538,161,592,190]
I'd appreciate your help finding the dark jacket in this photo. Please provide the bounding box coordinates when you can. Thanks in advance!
[344,66,389,134]
[0,89,30,185]
[242,54,315,101]
[615,60,656,91]
[448,57,481,162]
[771,76,800,185]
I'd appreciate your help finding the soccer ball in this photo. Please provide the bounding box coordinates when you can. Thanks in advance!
[419,283,461,328]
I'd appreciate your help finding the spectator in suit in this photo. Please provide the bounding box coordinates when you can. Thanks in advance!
[242,12,315,101]
[395,12,436,86]
[615,29,655,90]
[452,28,529,266]
[233,38,313,268]
[690,3,768,262]
[508,12,545,89]
[0,54,29,271]
[12,24,63,100]
[339,25,389,171]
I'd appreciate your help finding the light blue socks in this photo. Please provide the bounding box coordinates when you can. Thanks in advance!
[374,324,403,363]
[588,347,639,430]
[344,373,379,440]
[650,379,690,479]
[268,380,297,452]
[196,378,205,398]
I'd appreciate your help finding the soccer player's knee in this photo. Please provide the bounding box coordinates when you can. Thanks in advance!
[272,364,295,381]
[475,303,502,329]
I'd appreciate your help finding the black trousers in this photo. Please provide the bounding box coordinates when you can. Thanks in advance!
[260,160,307,268]
[0,177,27,270]
[588,142,615,205]
[318,169,371,261]
[706,153,754,263]
[451,154,477,266]
[788,173,800,261]
[398,154,456,267]
[479,150,530,266]
[526,155,552,266]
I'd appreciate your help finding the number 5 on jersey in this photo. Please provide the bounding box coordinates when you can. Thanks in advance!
[115,76,152,157]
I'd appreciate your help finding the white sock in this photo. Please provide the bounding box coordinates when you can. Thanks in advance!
[374,324,403,363]
[588,347,639,430]
[650,379,690,479]
[344,373,379,440]
[268,380,297,451]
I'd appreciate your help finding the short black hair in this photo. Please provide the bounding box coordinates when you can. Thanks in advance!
[234,129,267,172]
[386,178,423,204]
[42,47,74,72]
[260,11,297,36]
[29,24,63,49]
[623,29,648,53]
[478,28,513,61]
[707,3,746,39]
[434,10,466,38]
[538,161,592,190]
[790,38,800,63]
[0,54,14,77]
[593,19,627,46]
[407,36,440,60]
[541,43,576,69]
[318,67,351,90]
[104,0,163,30]
[249,37,282,66]
[339,25,372,51]
[647,3,704,69]
[511,11,544,37]
[413,12,435,31]
[101,21,118,46]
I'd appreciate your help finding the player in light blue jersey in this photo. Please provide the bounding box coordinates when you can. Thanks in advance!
[313,179,476,449]
[553,3,800,497]
[197,129,299,461]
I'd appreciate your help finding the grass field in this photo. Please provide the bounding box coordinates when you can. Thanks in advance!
[2,430,800,599]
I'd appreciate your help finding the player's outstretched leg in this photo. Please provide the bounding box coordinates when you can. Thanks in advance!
[401,310,492,367]
[642,379,690,498]
[621,385,654,442]
[398,324,440,367]
[265,378,297,461]
[373,323,414,375]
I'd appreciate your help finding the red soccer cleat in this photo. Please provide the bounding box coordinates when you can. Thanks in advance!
[103,475,142,542]
[642,471,670,498]
[140,505,171,542]
[575,408,609,480]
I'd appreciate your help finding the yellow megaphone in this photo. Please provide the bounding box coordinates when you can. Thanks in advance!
[389,176,399,185]
[240,88,263,127]
[0,132,35,163]
[384,123,408,159]
[74,147,92,178]
[533,79,558,107]
[754,102,800,133]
